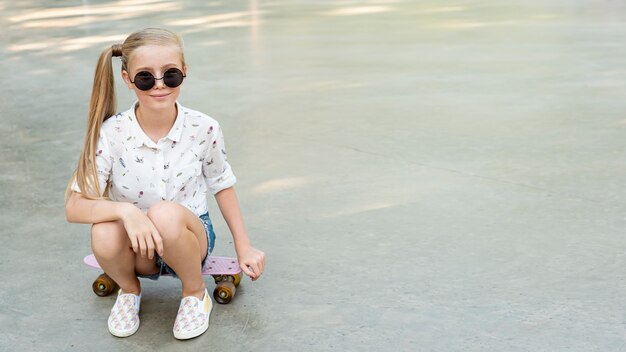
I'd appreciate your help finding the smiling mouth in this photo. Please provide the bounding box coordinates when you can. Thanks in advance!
[151,93,170,98]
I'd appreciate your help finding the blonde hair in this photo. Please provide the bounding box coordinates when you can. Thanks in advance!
[65,28,185,203]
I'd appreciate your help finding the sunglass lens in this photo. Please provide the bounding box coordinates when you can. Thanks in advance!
[134,71,155,91]
[163,68,184,88]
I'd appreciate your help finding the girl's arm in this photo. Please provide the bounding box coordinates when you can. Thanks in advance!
[214,187,265,281]
[66,191,134,224]
[65,191,163,258]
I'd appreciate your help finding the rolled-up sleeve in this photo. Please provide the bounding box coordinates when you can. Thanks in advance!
[71,131,112,196]
[202,124,237,194]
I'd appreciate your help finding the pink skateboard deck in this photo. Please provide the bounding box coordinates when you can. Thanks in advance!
[84,254,243,304]
[84,254,242,276]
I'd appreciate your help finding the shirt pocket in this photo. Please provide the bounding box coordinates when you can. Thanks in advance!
[171,162,202,194]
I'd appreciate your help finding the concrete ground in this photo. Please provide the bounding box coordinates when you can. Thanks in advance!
[2,0,626,350]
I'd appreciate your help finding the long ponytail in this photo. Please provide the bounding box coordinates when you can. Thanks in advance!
[64,45,119,202]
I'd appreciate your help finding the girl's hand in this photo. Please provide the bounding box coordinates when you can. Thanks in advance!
[236,245,265,281]
[121,204,163,259]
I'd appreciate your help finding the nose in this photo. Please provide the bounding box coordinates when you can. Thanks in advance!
[154,76,166,89]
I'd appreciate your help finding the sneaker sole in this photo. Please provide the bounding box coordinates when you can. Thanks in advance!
[109,320,140,338]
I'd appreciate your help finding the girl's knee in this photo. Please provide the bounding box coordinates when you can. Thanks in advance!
[147,201,185,241]
[91,221,128,259]
[147,201,180,221]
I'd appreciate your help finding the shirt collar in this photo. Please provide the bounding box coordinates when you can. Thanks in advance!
[165,102,185,143]
[127,101,185,148]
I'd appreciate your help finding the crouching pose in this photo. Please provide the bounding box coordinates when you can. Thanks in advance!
[65,28,265,340]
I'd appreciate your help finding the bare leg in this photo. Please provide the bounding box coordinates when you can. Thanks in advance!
[147,201,208,299]
[91,220,159,295]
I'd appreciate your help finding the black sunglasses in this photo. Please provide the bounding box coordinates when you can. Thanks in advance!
[130,68,186,91]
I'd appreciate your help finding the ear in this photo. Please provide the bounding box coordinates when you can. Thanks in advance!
[121,69,133,89]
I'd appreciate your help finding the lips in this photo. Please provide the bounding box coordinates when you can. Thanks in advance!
[151,93,171,98]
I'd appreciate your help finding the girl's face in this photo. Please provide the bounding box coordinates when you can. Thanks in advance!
[122,44,186,112]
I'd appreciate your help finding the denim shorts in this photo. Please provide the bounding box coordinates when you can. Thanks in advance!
[138,212,216,280]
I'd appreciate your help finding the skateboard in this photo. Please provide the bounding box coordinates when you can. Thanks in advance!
[84,254,243,304]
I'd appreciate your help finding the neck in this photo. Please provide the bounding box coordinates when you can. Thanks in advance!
[135,103,177,142]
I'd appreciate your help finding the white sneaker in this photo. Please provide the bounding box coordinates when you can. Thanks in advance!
[108,289,141,337]
[173,289,212,340]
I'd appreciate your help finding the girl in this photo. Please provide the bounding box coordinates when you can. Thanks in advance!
[64,28,265,340]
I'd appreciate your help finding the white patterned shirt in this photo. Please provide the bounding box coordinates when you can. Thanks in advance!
[72,102,237,216]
